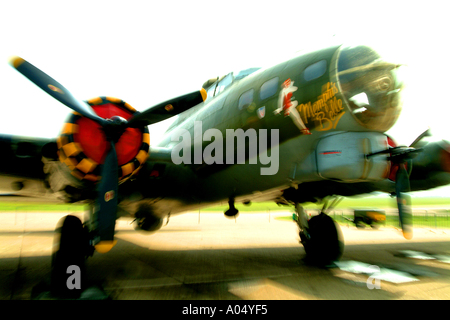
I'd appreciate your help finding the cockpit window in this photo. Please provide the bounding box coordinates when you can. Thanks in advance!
[201,68,260,102]
[234,68,261,80]
[332,45,405,132]
[215,73,233,95]
[206,84,216,101]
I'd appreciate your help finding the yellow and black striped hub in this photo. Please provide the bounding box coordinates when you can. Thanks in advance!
[57,96,149,183]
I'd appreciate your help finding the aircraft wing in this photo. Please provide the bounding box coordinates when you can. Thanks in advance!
[0,134,51,178]
[0,134,56,199]
[1,131,450,204]
[0,133,175,203]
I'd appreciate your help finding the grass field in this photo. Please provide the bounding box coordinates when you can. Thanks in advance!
[0,202,86,212]
[1,195,450,229]
[202,196,450,213]
[275,212,450,229]
[1,195,450,213]
[203,196,450,229]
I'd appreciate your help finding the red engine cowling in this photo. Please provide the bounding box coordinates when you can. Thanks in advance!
[57,97,149,183]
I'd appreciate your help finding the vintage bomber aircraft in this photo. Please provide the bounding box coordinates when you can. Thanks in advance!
[3,44,450,295]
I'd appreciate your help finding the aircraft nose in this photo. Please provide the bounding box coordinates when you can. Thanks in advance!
[333,44,405,132]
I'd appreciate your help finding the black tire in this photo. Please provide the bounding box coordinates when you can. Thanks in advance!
[303,213,344,266]
[224,208,239,218]
[370,223,380,229]
[355,218,365,229]
[51,215,87,298]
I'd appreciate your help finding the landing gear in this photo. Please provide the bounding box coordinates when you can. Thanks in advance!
[51,215,92,298]
[295,202,344,266]
[224,198,239,218]
[46,202,115,299]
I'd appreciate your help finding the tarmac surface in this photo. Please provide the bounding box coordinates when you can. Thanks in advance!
[1,210,450,300]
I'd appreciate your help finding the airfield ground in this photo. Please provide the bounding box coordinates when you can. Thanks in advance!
[1,207,450,301]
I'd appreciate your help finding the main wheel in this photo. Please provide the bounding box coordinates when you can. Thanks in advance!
[302,213,344,266]
[51,215,88,298]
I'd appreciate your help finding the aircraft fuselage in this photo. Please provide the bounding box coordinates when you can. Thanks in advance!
[121,44,404,217]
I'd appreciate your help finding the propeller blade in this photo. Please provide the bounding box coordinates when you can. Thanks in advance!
[395,163,413,240]
[9,56,106,125]
[95,141,118,253]
[126,89,207,128]
[409,128,431,148]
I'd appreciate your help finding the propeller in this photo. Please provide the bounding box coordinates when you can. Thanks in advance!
[9,57,108,125]
[9,56,207,249]
[395,163,412,239]
[367,129,430,239]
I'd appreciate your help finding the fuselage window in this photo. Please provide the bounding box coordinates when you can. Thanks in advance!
[260,77,279,100]
[303,60,327,81]
[238,89,254,110]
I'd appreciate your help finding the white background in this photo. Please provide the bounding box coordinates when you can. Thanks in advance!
[1,0,449,195]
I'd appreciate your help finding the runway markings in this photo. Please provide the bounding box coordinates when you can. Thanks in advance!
[334,260,419,284]
[396,250,450,264]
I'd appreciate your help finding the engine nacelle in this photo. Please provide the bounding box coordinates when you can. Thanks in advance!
[57,96,149,184]
[316,132,390,182]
